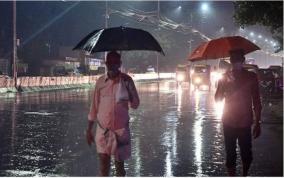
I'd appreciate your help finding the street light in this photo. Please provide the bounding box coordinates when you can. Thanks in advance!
[187,40,194,54]
[45,43,51,56]
[201,2,209,13]
[199,2,210,33]
[250,32,254,37]
[173,5,182,16]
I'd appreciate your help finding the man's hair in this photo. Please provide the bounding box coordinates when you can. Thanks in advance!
[106,51,121,64]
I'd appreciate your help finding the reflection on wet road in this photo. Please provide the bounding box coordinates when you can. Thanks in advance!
[0,81,282,176]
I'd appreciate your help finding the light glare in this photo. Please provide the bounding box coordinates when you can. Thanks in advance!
[201,2,209,12]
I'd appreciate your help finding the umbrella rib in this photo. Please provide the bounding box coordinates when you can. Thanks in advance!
[74,26,164,54]
[84,29,104,53]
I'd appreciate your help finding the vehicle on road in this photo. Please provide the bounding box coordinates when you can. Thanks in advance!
[175,64,190,85]
[53,66,68,76]
[191,64,211,90]
[146,66,155,73]
[243,64,259,74]
[258,68,275,94]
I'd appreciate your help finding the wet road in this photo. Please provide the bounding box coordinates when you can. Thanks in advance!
[0,81,282,176]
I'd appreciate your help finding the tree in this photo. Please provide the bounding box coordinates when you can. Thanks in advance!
[233,1,283,52]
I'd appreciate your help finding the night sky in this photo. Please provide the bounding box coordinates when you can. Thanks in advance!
[0,1,278,74]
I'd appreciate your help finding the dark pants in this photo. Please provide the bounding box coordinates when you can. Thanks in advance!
[223,125,253,168]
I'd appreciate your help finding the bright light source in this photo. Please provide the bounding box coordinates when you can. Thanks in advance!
[201,2,209,12]
[211,72,223,81]
[174,5,182,14]
[200,85,208,91]
[265,39,268,42]
[258,35,262,38]
[194,77,201,84]
[250,32,254,36]
[176,74,185,81]
[253,40,257,43]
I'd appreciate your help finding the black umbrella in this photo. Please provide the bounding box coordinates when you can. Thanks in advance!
[73,26,165,55]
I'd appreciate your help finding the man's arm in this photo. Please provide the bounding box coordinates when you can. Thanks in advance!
[127,78,140,109]
[251,74,262,138]
[86,82,100,145]
[215,79,225,102]
[251,74,262,123]
[88,83,100,122]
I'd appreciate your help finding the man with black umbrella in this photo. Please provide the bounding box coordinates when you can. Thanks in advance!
[215,49,262,176]
[86,51,140,176]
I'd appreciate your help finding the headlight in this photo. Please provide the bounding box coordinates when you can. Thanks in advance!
[177,74,185,81]
[212,72,223,81]
[194,77,201,84]
[215,73,223,81]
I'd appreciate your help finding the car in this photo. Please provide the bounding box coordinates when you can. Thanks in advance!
[146,66,155,73]
[191,64,211,90]
[258,68,275,94]
[53,66,68,76]
[268,65,282,71]
[243,64,259,74]
[175,64,190,85]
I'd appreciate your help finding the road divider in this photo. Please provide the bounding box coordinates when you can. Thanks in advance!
[0,73,175,94]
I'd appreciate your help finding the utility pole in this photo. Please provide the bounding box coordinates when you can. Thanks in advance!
[156,0,160,79]
[12,0,17,88]
[189,13,193,54]
[105,1,108,29]
[104,0,108,74]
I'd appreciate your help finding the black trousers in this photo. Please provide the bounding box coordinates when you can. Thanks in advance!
[223,125,253,168]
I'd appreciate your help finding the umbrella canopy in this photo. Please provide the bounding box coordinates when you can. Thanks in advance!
[188,36,260,61]
[73,26,164,55]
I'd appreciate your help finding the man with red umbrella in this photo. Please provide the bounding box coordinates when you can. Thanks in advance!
[215,49,262,176]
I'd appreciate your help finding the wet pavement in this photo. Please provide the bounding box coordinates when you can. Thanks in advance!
[0,80,282,176]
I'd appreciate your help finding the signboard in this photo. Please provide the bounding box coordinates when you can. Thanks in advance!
[87,58,104,71]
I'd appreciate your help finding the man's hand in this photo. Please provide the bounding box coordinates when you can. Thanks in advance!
[253,123,261,139]
[86,129,95,146]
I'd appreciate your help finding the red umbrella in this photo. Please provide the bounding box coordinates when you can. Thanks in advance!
[188,36,260,61]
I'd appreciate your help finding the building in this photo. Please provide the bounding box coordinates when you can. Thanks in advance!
[40,47,105,76]
[0,58,28,76]
[0,58,8,75]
